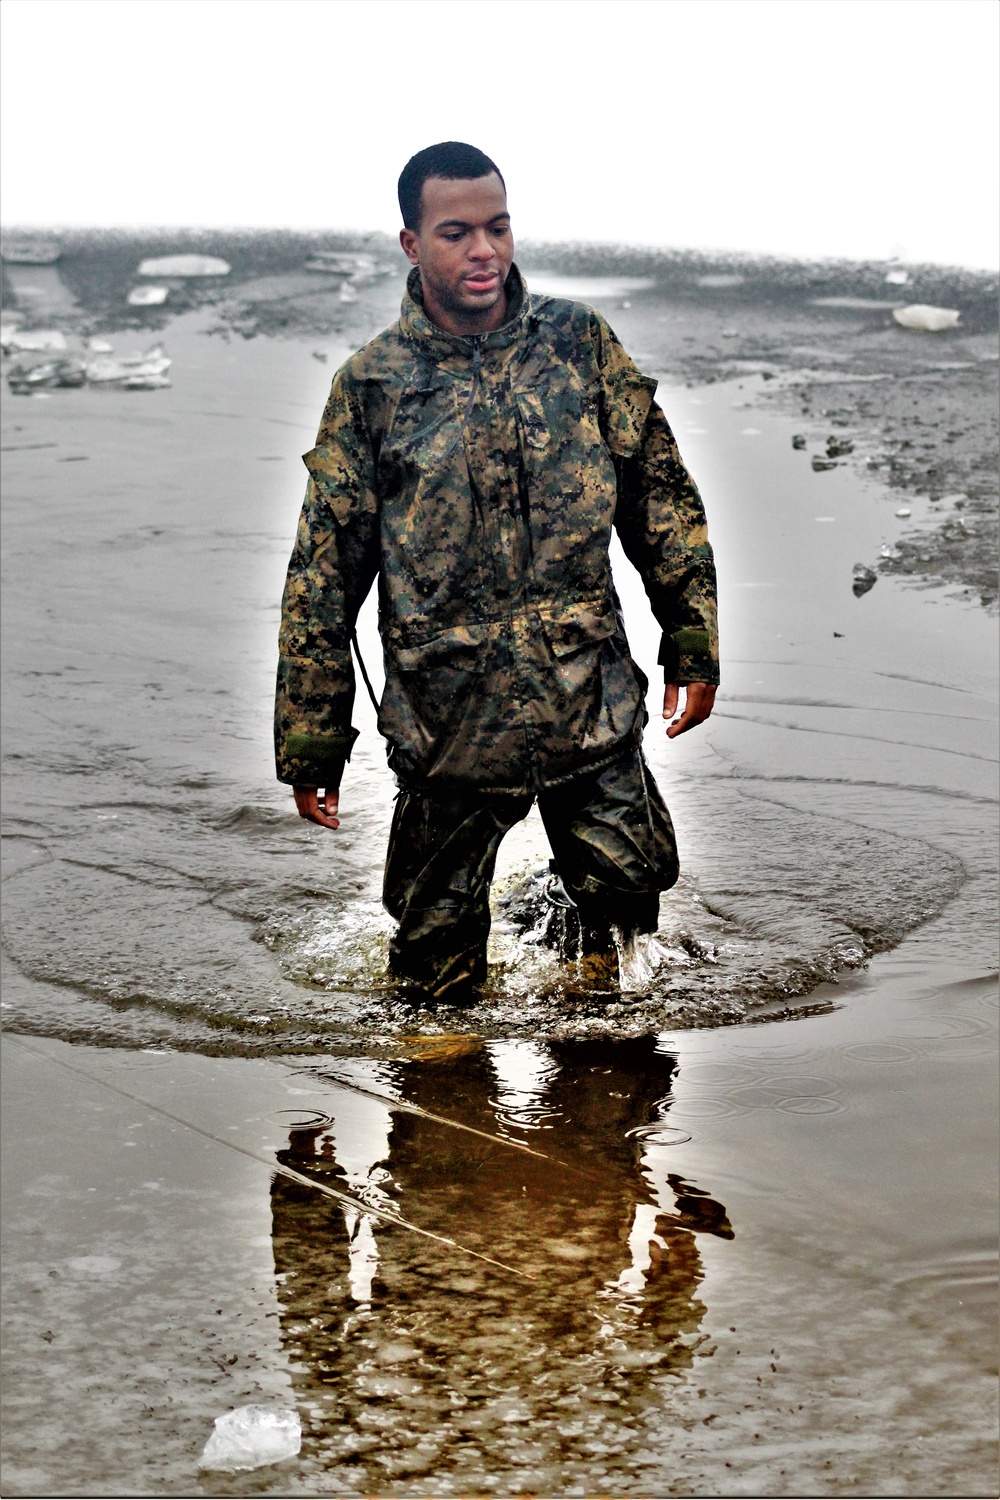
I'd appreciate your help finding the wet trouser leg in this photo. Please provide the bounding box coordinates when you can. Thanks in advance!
[537,750,679,954]
[383,787,533,1001]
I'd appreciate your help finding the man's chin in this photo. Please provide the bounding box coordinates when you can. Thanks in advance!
[458,284,502,311]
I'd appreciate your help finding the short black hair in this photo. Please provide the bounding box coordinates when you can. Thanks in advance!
[398,141,506,231]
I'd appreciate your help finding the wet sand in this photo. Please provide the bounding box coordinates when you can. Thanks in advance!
[1,242,998,1496]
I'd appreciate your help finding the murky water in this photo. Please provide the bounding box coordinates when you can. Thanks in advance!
[2,314,987,1053]
[2,293,997,1497]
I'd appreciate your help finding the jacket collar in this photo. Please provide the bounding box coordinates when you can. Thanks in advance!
[400,262,530,358]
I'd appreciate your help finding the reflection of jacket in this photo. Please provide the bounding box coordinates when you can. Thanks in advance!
[275,265,719,792]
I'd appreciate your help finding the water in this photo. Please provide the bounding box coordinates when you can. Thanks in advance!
[2,317,993,1055]
[3,267,997,1499]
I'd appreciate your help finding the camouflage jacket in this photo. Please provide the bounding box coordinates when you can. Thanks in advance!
[275,265,718,793]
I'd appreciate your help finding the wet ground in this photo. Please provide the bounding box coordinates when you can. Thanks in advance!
[1,248,998,1496]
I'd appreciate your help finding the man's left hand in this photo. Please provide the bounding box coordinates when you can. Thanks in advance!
[663,682,717,738]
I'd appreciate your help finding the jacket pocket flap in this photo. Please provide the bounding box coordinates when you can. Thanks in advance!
[302,444,377,527]
[394,623,489,672]
[541,606,620,658]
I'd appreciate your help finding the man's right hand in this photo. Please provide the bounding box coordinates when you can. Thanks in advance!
[293,786,340,830]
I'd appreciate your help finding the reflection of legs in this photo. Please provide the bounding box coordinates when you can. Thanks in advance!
[383,786,533,1001]
[538,751,679,959]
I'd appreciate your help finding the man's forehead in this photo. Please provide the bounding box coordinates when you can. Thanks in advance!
[421,172,509,226]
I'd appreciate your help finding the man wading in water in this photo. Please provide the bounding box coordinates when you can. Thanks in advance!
[275,142,719,1003]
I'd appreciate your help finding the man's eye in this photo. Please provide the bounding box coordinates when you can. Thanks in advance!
[443,232,464,242]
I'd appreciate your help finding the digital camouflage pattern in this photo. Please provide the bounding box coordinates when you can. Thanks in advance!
[275,265,718,792]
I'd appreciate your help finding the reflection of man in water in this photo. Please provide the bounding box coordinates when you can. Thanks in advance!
[275,141,719,1001]
[270,1038,731,1484]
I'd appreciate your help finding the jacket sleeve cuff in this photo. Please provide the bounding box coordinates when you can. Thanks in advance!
[657,630,720,686]
[275,727,359,788]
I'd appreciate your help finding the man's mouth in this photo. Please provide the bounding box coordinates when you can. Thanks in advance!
[464,272,500,291]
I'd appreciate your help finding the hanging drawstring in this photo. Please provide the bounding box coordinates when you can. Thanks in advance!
[351,630,381,713]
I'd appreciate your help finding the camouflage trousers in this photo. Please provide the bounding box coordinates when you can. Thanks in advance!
[383,749,679,1002]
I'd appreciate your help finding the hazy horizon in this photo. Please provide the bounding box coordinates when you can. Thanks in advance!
[2,0,998,271]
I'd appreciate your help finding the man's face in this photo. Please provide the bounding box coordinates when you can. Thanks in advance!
[399,172,513,334]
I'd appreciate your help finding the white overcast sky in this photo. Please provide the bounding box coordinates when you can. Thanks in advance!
[2,0,998,267]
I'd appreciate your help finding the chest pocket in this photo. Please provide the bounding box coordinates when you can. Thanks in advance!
[381,378,463,481]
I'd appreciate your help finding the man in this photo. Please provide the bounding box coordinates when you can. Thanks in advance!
[275,141,718,1003]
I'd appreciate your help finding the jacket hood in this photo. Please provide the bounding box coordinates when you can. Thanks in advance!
[400,262,530,358]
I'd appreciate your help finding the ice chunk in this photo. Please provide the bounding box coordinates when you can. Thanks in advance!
[86,345,171,385]
[137,254,230,277]
[885,269,909,285]
[7,358,86,393]
[128,285,169,306]
[892,304,961,332]
[87,337,114,353]
[2,328,67,352]
[199,1405,301,1472]
[852,564,878,597]
[895,506,912,518]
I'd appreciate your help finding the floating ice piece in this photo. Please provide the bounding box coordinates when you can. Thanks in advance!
[791,434,807,449]
[339,282,358,303]
[128,285,169,306]
[885,269,909,285]
[812,455,838,471]
[826,436,854,458]
[199,1405,301,1472]
[137,254,230,278]
[895,506,912,518]
[87,337,114,353]
[7,358,86,392]
[86,344,171,385]
[853,564,878,597]
[2,328,67,353]
[720,328,739,338]
[892,304,961,332]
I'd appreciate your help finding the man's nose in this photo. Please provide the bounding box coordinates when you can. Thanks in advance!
[467,230,495,260]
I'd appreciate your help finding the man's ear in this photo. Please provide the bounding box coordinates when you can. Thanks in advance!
[399,228,420,265]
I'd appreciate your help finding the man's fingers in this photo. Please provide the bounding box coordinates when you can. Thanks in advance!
[662,683,679,721]
[293,785,341,829]
[665,683,717,739]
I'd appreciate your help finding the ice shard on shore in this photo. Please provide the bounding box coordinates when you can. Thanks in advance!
[137,254,230,277]
[128,285,169,306]
[892,304,961,332]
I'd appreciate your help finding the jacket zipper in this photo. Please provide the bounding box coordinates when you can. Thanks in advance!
[441,336,482,461]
